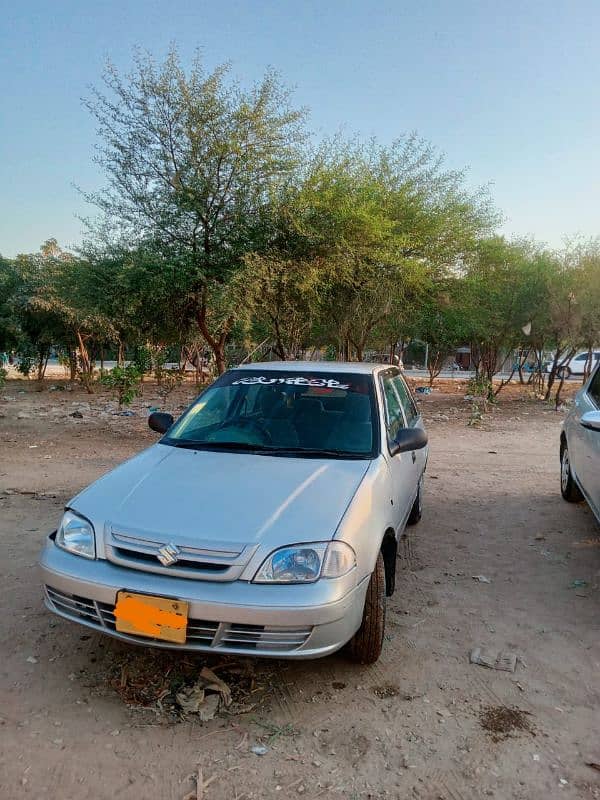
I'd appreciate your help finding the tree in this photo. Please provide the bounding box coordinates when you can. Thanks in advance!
[458,237,551,395]
[9,242,118,389]
[242,253,323,360]
[84,47,306,373]
[409,280,467,385]
[565,238,600,379]
[258,137,497,362]
[0,256,21,354]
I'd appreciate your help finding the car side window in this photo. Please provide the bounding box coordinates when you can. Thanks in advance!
[392,375,419,426]
[588,366,600,407]
[381,374,406,440]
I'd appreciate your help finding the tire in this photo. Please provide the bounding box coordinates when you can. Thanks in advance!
[347,552,386,664]
[557,366,571,380]
[407,474,424,526]
[560,440,583,502]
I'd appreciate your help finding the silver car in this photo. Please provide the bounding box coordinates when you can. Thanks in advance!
[40,362,428,664]
[560,361,600,521]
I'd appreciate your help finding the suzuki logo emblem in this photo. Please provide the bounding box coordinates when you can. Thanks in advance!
[157,542,180,566]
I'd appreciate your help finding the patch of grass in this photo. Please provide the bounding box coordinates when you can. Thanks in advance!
[479,705,534,742]
[372,684,400,698]
[251,718,298,745]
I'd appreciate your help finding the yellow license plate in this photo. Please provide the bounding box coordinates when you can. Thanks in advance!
[114,591,188,644]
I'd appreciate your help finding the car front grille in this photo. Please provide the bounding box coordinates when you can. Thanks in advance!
[44,585,313,653]
[104,528,255,582]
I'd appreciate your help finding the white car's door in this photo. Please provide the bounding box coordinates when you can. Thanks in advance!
[379,369,420,532]
[391,372,428,482]
[570,366,600,514]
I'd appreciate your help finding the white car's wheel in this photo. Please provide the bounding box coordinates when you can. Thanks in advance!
[560,441,583,502]
[347,552,386,664]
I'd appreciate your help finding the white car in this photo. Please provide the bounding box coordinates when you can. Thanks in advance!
[548,351,600,379]
[560,361,600,521]
[40,362,428,664]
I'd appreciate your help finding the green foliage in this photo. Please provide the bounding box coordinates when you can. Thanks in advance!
[0,49,597,407]
[84,47,306,372]
[0,257,21,352]
[16,351,35,378]
[100,365,142,407]
[157,369,184,402]
[131,345,153,375]
[467,374,493,398]
[0,367,7,388]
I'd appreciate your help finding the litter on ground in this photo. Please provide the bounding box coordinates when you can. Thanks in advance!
[470,647,517,673]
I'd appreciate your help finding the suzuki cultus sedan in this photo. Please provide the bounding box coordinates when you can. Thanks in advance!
[40,362,427,664]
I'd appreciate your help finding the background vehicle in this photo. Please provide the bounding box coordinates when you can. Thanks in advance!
[560,362,600,522]
[546,351,600,378]
[40,363,428,664]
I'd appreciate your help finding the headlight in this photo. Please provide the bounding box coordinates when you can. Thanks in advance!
[253,541,356,584]
[56,510,96,559]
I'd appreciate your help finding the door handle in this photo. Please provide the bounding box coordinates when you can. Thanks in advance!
[412,451,416,463]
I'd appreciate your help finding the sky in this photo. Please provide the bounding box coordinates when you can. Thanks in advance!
[1,0,599,256]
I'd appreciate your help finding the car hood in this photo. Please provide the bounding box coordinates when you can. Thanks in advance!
[71,443,370,551]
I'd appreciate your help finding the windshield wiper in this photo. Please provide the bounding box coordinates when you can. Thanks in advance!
[268,447,369,460]
[167,440,368,458]
[169,440,275,452]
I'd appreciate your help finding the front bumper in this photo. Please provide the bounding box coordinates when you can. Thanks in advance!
[39,540,369,659]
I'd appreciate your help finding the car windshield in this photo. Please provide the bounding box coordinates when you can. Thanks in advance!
[163,369,377,458]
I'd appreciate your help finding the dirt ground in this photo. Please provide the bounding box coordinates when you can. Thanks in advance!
[1,378,599,800]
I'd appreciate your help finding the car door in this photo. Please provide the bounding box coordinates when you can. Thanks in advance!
[390,372,427,481]
[571,364,600,514]
[380,369,419,532]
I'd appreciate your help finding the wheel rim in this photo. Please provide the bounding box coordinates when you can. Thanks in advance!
[561,449,570,491]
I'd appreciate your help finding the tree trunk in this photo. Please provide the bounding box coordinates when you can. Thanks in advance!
[517,348,530,385]
[271,316,287,360]
[583,345,593,381]
[494,364,518,396]
[197,305,232,376]
[68,350,77,382]
[545,346,576,401]
[211,342,223,375]
[349,337,364,362]
[554,375,567,409]
[36,351,45,382]
[428,352,443,386]
[544,347,565,401]
[76,331,95,394]
[344,338,351,361]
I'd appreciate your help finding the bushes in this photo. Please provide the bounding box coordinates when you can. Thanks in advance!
[100,365,142,407]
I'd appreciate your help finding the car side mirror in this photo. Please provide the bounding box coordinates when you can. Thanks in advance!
[580,410,600,432]
[148,412,174,434]
[389,427,428,456]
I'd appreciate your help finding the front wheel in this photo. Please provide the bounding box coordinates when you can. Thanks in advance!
[557,366,572,380]
[560,441,583,502]
[347,552,386,664]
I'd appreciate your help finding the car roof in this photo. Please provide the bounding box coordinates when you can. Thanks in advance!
[231,360,387,375]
